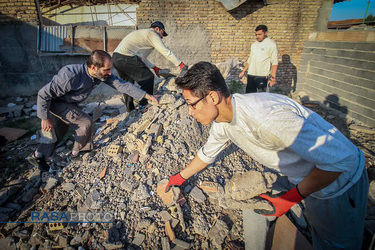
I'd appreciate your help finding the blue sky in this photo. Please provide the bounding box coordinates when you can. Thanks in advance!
[330,0,375,21]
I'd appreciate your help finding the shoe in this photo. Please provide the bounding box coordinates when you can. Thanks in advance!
[69,154,82,163]
[27,154,50,172]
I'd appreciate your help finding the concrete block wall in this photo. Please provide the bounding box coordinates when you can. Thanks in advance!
[298,31,375,126]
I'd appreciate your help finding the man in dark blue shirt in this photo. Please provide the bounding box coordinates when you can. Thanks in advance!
[29,50,158,171]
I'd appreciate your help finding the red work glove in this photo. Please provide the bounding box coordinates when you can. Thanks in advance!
[179,62,188,71]
[257,186,305,217]
[153,66,161,77]
[165,173,186,192]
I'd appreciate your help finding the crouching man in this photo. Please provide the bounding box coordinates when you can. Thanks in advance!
[29,50,158,171]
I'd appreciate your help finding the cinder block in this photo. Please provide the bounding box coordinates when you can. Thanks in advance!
[48,223,64,231]
[107,145,123,156]
[323,42,355,50]
[354,43,375,52]
[311,48,327,55]
[304,41,325,48]
[356,69,374,81]
[356,96,375,108]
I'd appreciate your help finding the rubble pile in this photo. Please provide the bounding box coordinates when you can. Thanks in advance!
[0,77,374,249]
[0,89,278,249]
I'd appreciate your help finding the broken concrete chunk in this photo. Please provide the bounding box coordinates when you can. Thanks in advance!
[62,183,75,192]
[225,170,275,201]
[192,215,209,236]
[161,237,171,250]
[44,177,58,191]
[209,219,229,248]
[132,233,145,246]
[171,238,190,250]
[159,210,173,222]
[142,136,152,155]
[159,94,176,105]
[190,186,206,203]
[149,123,163,139]
[132,184,150,202]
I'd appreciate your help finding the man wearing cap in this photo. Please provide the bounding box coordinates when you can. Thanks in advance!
[113,21,187,112]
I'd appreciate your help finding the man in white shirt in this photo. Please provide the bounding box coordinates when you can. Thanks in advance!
[166,62,368,249]
[113,21,187,111]
[239,25,278,93]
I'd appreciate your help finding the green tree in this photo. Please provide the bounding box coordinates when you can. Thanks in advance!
[365,13,375,22]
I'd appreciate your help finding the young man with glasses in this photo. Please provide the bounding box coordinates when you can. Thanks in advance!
[165,61,368,249]
[113,21,187,112]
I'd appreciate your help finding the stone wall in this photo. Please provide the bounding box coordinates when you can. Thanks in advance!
[297,30,375,126]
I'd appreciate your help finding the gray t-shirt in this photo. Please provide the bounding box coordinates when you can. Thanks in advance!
[197,93,364,199]
[37,63,146,119]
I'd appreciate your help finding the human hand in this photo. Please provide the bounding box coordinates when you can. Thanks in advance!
[165,173,186,192]
[255,186,304,217]
[145,94,159,105]
[179,62,188,71]
[41,119,53,132]
[268,75,276,87]
[239,71,245,79]
[153,66,161,77]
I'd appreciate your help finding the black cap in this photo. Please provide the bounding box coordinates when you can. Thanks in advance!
[150,21,168,37]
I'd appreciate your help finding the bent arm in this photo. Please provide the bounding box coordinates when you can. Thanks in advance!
[105,75,146,101]
[149,33,181,66]
[297,167,342,197]
[180,155,209,179]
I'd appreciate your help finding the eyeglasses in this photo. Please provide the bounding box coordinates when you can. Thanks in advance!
[187,93,209,110]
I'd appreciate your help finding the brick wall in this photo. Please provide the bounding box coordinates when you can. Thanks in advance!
[0,0,38,24]
[0,0,326,96]
[298,30,375,126]
[137,0,324,90]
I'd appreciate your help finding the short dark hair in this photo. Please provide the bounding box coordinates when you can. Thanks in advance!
[255,25,268,32]
[175,62,230,98]
[86,50,111,68]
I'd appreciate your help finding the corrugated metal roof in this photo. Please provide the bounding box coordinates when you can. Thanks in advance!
[40,26,68,52]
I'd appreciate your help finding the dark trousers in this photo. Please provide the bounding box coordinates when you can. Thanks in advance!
[37,102,93,158]
[112,52,154,111]
[246,75,268,93]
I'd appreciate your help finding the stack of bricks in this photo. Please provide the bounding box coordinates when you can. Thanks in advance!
[0,0,38,23]
[136,0,324,84]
